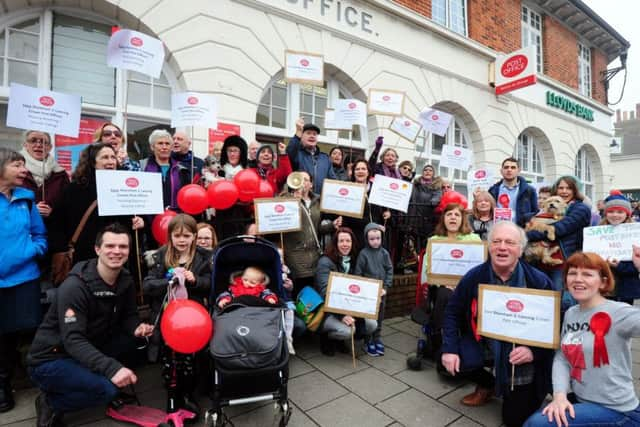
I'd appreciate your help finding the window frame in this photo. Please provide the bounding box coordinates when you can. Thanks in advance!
[521,4,543,73]
[578,42,592,97]
[432,0,468,37]
[575,147,594,201]
[514,132,545,184]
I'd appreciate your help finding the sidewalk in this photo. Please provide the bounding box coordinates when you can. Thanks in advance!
[4,316,640,426]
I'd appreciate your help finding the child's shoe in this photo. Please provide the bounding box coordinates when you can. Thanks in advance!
[364,341,379,357]
[287,337,296,355]
[374,339,385,356]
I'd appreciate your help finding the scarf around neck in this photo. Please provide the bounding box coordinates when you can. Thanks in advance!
[20,149,64,187]
[223,163,243,180]
[382,164,401,179]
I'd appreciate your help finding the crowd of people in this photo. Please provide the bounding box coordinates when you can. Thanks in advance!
[0,118,639,427]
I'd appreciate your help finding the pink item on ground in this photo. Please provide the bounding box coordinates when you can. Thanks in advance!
[106,404,196,427]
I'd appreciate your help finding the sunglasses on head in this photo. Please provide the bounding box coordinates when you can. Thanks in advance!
[102,130,122,138]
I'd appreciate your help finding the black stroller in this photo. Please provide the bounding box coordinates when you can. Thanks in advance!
[204,236,291,427]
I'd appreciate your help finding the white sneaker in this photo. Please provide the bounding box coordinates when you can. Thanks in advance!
[287,338,296,355]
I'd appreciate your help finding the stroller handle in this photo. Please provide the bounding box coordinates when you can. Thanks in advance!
[217,235,278,248]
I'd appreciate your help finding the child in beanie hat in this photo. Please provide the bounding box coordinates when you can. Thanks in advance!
[603,190,632,217]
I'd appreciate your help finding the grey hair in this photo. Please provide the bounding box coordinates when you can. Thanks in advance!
[22,130,51,144]
[0,147,25,175]
[173,128,190,141]
[148,129,173,147]
[487,221,528,253]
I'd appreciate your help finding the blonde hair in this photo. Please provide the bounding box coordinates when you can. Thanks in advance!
[164,214,198,269]
[472,191,496,218]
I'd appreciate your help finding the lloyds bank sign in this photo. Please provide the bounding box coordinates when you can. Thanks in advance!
[546,90,594,122]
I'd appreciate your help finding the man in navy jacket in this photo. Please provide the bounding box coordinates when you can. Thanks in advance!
[286,117,335,194]
[488,157,538,228]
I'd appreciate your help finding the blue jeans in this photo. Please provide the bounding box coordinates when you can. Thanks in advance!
[524,402,640,426]
[30,358,119,412]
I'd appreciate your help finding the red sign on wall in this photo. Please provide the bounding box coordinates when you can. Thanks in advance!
[208,122,241,155]
[55,117,107,174]
[494,46,537,95]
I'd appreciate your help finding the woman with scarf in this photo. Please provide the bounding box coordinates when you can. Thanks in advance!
[218,135,247,180]
[329,146,349,181]
[215,135,250,239]
[252,143,292,195]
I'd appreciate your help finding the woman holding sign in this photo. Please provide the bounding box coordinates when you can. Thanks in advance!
[524,252,640,427]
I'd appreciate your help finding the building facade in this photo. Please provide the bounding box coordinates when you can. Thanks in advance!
[612,104,640,201]
[0,0,629,201]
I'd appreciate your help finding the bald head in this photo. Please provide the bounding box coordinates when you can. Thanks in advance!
[172,130,191,154]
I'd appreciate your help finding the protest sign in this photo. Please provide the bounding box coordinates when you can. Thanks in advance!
[582,223,640,261]
[171,92,218,128]
[96,171,164,216]
[467,168,495,192]
[320,179,366,218]
[107,29,165,78]
[418,108,453,137]
[284,50,324,85]
[427,240,487,286]
[440,145,472,171]
[333,99,367,129]
[368,175,412,213]
[478,285,560,349]
[389,116,421,143]
[324,109,350,131]
[325,272,382,320]
[254,198,301,234]
[7,83,81,138]
[367,89,405,116]
[493,207,513,222]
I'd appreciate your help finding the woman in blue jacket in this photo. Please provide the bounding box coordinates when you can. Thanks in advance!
[0,148,47,413]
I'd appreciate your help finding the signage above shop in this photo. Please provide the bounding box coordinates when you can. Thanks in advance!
[494,46,537,95]
[545,91,594,122]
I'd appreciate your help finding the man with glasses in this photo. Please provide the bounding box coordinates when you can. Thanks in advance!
[19,130,69,220]
[489,157,538,227]
[398,160,414,182]
[440,221,553,427]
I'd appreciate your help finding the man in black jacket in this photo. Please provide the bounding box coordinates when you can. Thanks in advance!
[28,223,153,427]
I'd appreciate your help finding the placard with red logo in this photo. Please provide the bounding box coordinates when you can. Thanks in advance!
[477,285,560,349]
[418,108,452,137]
[95,170,163,216]
[320,179,367,218]
[171,92,218,129]
[467,168,495,192]
[107,29,165,79]
[324,109,351,131]
[6,83,81,137]
[254,198,301,234]
[367,89,405,116]
[388,115,422,143]
[440,144,472,171]
[368,174,413,213]
[325,272,383,320]
[333,99,367,129]
[284,50,324,86]
[494,45,537,95]
[426,239,487,287]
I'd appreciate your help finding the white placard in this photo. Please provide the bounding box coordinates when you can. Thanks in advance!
[467,168,495,193]
[495,45,537,95]
[320,179,366,218]
[428,241,487,277]
[107,29,165,79]
[582,223,640,261]
[6,84,81,138]
[324,109,350,131]
[439,145,472,171]
[333,99,367,129]
[478,285,560,349]
[254,198,301,234]
[325,272,382,320]
[367,89,405,116]
[389,116,422,142]
[368,175,412,213]
[171,92,218,129]
[284,50,324,85]
[418,108,453,137]
[96,170,164,216]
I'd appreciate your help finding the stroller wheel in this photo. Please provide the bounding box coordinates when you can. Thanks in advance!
[406,353,423,371]
[279,401,291,427]
[205,410,226,427]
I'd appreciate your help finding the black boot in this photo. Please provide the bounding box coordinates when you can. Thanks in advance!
[0,369,14,413]
[35,393,64,427]
[320,334,335,356]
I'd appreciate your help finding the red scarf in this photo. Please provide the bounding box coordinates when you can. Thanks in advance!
[229,276,267,298]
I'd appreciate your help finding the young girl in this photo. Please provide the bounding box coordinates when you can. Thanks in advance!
[143,214,212,415]
[598,190,640,305]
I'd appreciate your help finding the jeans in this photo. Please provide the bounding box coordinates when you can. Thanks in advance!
[321,314,377,341]
[524,402,640,427]
[29,358,119,412]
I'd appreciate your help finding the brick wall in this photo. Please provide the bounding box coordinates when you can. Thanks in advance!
[467,0,521,53]
[385,273,417,318]
[542,15,579,90]
[591,47,608,104]
[393,0,431,18]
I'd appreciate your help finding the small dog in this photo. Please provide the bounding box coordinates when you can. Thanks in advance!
[202,155,222,187]
[524,196,567,266]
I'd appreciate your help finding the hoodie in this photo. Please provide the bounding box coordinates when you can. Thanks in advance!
[354,223,393,288]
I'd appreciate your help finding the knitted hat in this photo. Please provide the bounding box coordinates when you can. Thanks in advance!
[604,190,631,216]
[256,145,274,165]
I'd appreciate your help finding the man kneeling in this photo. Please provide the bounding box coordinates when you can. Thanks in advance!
[28,224,153,426]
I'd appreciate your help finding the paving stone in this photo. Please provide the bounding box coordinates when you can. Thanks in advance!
[1,388,38,425]
[294,337,323,361]
[359,347,409,375]
[307,393,393,427]
[306,352,369,379]
[289,356,316,378]
[383,317,407,326]
[2,421,37,427]
[438,383,503,427]
[387,319,423,338]
[230,400,317,427]
[338,368,408,404]
[288,371,349,411]
[394,366,466,399]
[383,332,419,355]
[375,388,459,427]
[448,416,483,426]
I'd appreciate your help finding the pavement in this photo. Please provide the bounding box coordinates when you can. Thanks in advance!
[4,315,640,427]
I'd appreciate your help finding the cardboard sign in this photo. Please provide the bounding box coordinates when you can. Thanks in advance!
[478,285,561,349]
[427,239,487,286]
[418,108,452,137]
[324,109,350,131]
[325,272,383,320]
[368,175,412,213]
[333,99,367,129]
[107,29,165,78]
[582,223,640,261]
[284,50,324,85]
[208,122,241,154]
[54,118,107,175]
[7,83,81,138]
[367,89,405,116]
[389,115,422,143]
[171,92,218,129]
[439,145,472,171]
[495,45,537,95]
[467,168,495,193]
[320,179,366,218]
[95,170,164,216]
[254,198,301,234]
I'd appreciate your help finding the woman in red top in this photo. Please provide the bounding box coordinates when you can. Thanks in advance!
[253,143,292,195]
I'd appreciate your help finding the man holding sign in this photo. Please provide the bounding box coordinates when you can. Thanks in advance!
[488,157,538,227]
[441,221,553,427]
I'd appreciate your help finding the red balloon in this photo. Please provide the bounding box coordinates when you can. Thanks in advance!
[207,180,239,210]
[152,210,177,245]
[177,184,208,214]
[160,299,213,354]
[256,179,275,198]
[234,169,260,202]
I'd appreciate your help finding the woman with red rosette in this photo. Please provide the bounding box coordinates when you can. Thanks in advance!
[524,252,640,427]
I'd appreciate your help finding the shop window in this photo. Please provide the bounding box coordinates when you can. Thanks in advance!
[257,79,287,129]
[521,5,542,73]
[0,18,40,87]
[578,42,591,97]
[514,132,545,183]
[575,147,594,201]
[432,0,467,36]
[300,82,327,134]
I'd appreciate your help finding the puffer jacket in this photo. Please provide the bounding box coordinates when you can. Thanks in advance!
[408,176,443,237]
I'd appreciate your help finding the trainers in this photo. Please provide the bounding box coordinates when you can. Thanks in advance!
[364,342,379,357]
[287,337,296,356]
[36,393,64,427]
[374,340,385,356]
